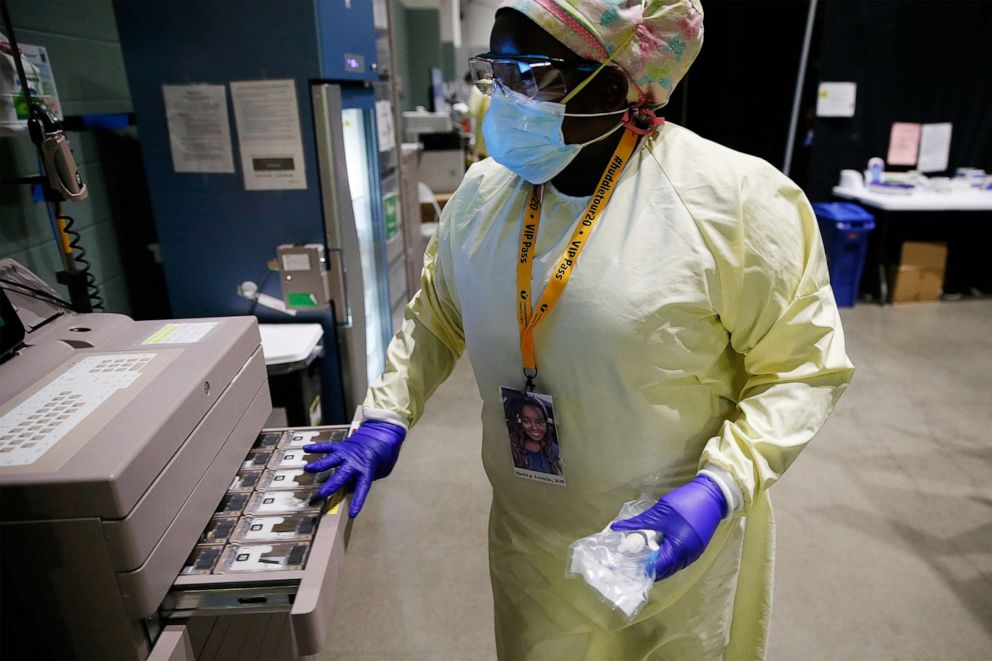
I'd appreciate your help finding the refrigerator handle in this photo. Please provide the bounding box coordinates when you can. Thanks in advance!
[325,247,349,326]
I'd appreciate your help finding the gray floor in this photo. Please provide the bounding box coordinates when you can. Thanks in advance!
[319,300,992,660]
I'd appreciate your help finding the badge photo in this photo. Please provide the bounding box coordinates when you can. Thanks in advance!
[499,387,565,486]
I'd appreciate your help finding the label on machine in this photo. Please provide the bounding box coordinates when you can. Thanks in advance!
[141,322,217,345]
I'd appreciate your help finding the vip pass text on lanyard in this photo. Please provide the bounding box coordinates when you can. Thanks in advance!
[516,127,640,392]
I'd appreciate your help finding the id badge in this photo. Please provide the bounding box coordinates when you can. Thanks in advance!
[499,386,566,486]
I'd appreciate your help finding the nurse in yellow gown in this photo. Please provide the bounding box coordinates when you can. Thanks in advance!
[310,1,855,658]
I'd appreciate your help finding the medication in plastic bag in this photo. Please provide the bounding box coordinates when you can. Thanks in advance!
[566,499,660,619]
[279,428,350,449]
[277,430,322,449]
[227,469,263,492]
[217,542,310,573]
[270,449,325,470]
[214,492,250,517]
[181,544,224,575]
[241,449,273,470]
[233,513,319,542]
[261,468,326,490]
[247,488,319,514]
[198,515,238,545]
[253,431,284,449]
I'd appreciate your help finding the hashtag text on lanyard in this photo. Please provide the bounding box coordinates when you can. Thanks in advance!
[515,127,641,383]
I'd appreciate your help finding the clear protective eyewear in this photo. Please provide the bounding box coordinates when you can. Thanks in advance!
[468,53,608,102]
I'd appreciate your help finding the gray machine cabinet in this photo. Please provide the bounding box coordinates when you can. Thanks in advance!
[0,306,354,660]
[148,625,195,661]
[157,426,354,659]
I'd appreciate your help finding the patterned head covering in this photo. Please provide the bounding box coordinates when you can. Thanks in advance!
[499,0,704,108]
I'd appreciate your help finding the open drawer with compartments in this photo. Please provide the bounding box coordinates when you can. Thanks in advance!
[153,425,353,659]
[0,312,364,660]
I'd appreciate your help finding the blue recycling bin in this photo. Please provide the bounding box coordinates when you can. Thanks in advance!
[812,202,876,307]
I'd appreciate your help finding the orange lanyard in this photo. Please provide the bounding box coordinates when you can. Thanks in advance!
[516,127,640,388]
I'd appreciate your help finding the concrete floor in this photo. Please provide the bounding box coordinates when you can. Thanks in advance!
[319,299,992,660]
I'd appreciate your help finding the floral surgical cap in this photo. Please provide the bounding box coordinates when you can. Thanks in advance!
[499,0,704,107]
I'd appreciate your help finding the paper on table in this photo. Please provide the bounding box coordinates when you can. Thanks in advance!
[816,82,857,118]
[230,79,307,191]
[917,123,953,173]
[887,122,922,166]
[162,85,235,173]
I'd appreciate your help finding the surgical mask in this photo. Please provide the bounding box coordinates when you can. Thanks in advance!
[482,87,626,185]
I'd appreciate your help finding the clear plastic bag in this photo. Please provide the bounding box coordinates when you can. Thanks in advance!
[566,498,660,619]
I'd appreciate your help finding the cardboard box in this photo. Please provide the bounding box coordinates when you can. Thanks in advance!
[419,193,453,223]
[420,201,437,223]
[889,241,947,303]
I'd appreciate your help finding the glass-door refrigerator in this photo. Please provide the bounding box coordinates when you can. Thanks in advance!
[312,83,394,405]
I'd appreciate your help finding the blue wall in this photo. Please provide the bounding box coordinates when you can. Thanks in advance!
[113,0,327,319]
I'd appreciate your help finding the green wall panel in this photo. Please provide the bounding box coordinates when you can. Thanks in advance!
[0,0,131,314]
[390,0,412,111]
[402,8,441,111]
[441,40,455,82]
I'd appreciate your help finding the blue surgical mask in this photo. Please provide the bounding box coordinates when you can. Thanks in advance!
[483,88,626,185]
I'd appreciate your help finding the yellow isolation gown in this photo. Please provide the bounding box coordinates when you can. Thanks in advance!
[365,121,855,660]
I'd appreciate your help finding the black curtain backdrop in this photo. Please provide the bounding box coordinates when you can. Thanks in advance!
[663,1,991,203]
[656,1,991,296]
[803,1,992,297]
[664,0,812,171]
[805,0,992,200]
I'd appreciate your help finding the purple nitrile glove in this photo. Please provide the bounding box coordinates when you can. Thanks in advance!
[611,475,728,581]
[303,420,406,518]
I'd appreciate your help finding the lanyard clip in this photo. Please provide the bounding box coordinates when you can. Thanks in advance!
[523,368,538,394]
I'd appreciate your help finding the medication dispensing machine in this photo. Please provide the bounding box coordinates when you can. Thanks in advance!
[1,265,353,659]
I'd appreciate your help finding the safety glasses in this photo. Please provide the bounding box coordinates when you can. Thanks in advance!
[468,53,608,102]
